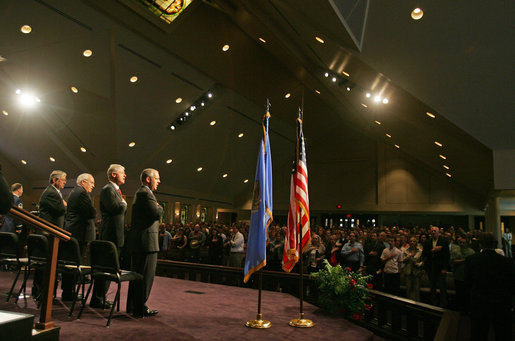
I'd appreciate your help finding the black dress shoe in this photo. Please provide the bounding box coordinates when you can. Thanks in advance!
[62,293,83,301]
[143,308,158,317]
[90,300,114,309]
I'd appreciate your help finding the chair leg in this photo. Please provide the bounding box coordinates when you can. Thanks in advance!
[6,266,21,301]
[77,279,94,320]
[69,274,81,317]
[106,284,120,328]
[15,266,30,304]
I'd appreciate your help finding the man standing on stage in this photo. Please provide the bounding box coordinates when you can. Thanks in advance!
[92,164,127,309]
[62,173,96,301]
[127,168,162,317]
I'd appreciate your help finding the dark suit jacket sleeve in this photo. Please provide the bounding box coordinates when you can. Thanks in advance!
[40,188,66,217]
[140,189,163,224]
[77,191,97,220]
[0,165,13,214]
[100,186,126,214]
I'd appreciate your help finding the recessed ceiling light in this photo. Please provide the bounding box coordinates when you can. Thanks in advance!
[361,103,368,108]
[394,144,400,149]
[49,157,55,162]
[434,141,443,147]
[374,120,381,125]
[222,44,230,52]
[342,71,350,77]
[373,96,381,103]
[238,133,244,138]
[129,142,136,147]
[382,98,389,104]
[426,112,436,119]
[439,154,447,160]
[365,93,371,98]
[346,87,351,92]
[210,120,216,126]
[15,89,21,95]
[170,124,176,130]
[2,110,8,116]
[190,105,196,111]
[20,25,32,34]
[443,165,450,170]
[222,173,228,178]
[80,147,87,152]
[284,93,291,98]
[411,8,424,20]
[324,72,329,78]
[445,173,452,178]
[386,133,392,138]
[315,36,324,43]
[83,49,92,57]
[258,37,266,43]
[21,160,27,165]
[166,159,173,164]
[197,167,203,172]
[130,76,138,83]
[175,97,182,103]
[207,92,213,98]
[71,86,78,93]
[243,179,249,183]
[184,111,190,117]
[315,89,321,95]
[331,77,337,82]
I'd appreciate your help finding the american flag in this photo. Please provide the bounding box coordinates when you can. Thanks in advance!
[282,112,311,272]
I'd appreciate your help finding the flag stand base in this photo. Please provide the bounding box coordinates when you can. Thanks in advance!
[245,313,271,329]
[288,313,314,328]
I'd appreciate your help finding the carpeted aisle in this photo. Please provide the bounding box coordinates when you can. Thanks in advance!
[0,271,380,340]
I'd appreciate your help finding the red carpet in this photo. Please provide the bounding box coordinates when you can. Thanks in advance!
[0,271,380,340]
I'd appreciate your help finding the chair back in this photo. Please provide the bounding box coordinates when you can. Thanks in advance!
[89,240,120,275]
[27,234,48,263]
[58,237,81,266]
[0,232,19,259]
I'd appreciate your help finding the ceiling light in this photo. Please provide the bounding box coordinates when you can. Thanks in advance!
[342,71,350,77]
[375,120,381,125]
[207,92,213,98]
[130,76,138,83]
[258,37,266,43]
[175,97,182,103]
[445,173,452,178]
[83,49,92,57]
[20,25,32,34]
[71,86,78,93]
[197,167,203,172]
[411,8,424,20]
[222,44,230,52]
[166,159,173,164]
[386,133,392,138]
[2,110,7,116]
[315,89,321,94]
[190,105,196,111]
[373,95,381,103]
[394,144,400,149]
[80,147,87,152]
[243,179,249,183]
[346,86,351,92]
[426,112,436,119]
[331,77,337,82]
[382,98,389,104]
[284,93,291,98]
[18,91,38,108]
[434,141,443,147]
[439,154,447,160]
[21,160,27,165]
[222,173,228,178]
[184,111,190,116]
[200,101,205,106]
[49,157,55,162]
[170,124,176,130]
[361,103,368,108]
[238,133,244,138]
[210,120,216,126]
[324,72,329,78]
[129,142,136,147]
[443,165,450,170]
[315,36,324,43]
[365,93,371,98]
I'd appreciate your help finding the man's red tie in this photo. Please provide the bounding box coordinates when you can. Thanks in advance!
[118,188,122,198]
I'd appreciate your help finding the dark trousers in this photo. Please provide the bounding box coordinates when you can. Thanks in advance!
[383,272,400,296]
[429,269,447,307]
[92,246,121,304]
[470,305,511,341]
[127,251,157,315]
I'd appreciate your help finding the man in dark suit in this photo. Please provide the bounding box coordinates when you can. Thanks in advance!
[465,232,515,341]
[127,168,163,317]
[92,164,127,308]
[0,165,13,214]
[35,170,67,299]
[61,173,97,301]
[422,226,450,307]
[0,183,24,233]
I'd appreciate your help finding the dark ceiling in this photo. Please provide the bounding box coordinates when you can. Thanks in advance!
[0,0,510,210]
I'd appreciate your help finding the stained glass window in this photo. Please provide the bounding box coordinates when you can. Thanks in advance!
[138,0,193,24]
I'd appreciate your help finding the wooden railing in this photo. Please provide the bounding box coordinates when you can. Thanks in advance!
[156,259,458,341]
[8,206,71,330]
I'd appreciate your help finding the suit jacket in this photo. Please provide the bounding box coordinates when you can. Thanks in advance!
[0,194,22,233]
[128,185,163,253]
[39,185,66,228]
[422,237,450,272]
[64,185,97,244]
[465,249,515,310]
[99,182,127,247]
[0,165,13,214]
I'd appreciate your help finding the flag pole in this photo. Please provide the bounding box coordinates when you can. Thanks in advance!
[289,106,314,328]
[245,100,272,329]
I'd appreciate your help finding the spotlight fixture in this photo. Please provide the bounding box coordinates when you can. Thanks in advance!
[166,159,173,164]
[80,147,87,152]
[49,157,56,162]
[169,87,217,132]
[243,179,249,183]
[382,98,389,104]
[21,25,32,34]
[210,120,216,126]
[365,93,371,98]
[129,142,136,147]
[170,124,176,130]
[324,72,329,78]
[184,111,190,117]
[222,44,230,51]
[331,77,337,82]
[83,49,93,57]
[238,133,244,138]
[411,8,424,20]
[190,105,196,111]
[21,160,27,165]
[284,93,291,98]
[16,89,39,108]
[130,76,138,83]
[373,95,381,103]
[197,167,203,172]
[71,86,78,93]
[175,97,182,103]
[207,92,213,98]
[222,173,228,178]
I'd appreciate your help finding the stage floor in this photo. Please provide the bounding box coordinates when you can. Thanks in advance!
[0,271,380,340]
